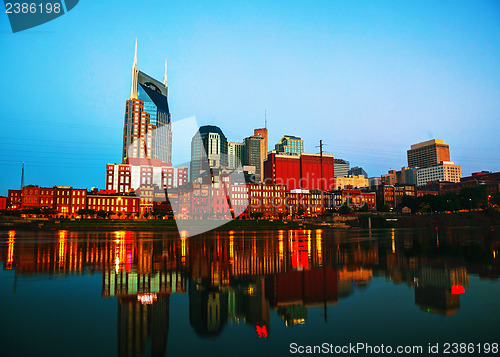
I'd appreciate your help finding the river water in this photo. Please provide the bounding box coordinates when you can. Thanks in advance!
[0,227,499,357]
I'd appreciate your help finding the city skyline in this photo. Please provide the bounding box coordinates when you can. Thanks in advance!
[1,1,500,195]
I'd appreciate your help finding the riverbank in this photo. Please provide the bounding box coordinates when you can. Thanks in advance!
[1,210,499,232]
[0,217,303,232]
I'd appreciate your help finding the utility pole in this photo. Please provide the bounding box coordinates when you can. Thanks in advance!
[319,140,324,214]
[265,109,267,129]
[20,162,24,190]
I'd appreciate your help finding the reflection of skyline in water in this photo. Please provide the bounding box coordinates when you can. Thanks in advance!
[0,228,499,356]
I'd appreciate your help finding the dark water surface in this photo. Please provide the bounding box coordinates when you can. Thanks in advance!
[0,227,499,357]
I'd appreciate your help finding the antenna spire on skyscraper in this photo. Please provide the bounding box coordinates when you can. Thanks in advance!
[134,38,137,66]
[163,58,167,87]
[130,39,139,99]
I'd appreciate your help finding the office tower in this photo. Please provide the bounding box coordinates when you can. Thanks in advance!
[333,159,350,177]
[275,135,304,156]
[190,125,228,182]
[107,41,187,193]
[228,141,244,169]
[123,40,172,164]
[243,136,264,182]
[407,139,450,169]
[348,166,367,178]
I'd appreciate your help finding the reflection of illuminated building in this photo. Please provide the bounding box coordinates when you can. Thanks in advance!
[227,278,270,336]
[415,267,469,315]
[189,280,228,338]
[2,225,500,357]
[118,296,170,357]
[277,304,307,326]
[266,267,338,325]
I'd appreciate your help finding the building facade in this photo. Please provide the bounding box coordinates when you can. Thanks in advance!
[335,175,369,190]
[416,162,462,187]
[263,152,335,191]
[106,158,188,194]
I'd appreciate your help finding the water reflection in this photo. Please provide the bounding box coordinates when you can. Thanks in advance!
[0,227,499,356]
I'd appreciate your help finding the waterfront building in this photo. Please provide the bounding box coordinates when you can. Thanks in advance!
[275,135,304,156]
[86,192,139,216]
[263,151,335,191]
[7,189,21,209]
[333,159,350,178]
[332,189,377,210]
[440,171,500,195]
[106,158,188,194]
[416,162,462,186]
[407,139,450,169]
[190,125,228,182]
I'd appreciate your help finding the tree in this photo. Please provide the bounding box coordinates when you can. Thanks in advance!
[96,210,108,218]
[490,192,500,208]
[460,186,488,210]
[358,203,369,212]
[339,204,351,214]
[379,204,391,212]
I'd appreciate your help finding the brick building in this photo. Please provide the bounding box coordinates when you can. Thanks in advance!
[263,152,335,191]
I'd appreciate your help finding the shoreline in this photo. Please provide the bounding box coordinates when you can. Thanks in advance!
[1,210,499,233]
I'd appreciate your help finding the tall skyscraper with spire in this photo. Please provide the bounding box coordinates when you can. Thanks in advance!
[123,40,172,164]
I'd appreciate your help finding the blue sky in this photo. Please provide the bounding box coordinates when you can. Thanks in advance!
[1,0,499,195]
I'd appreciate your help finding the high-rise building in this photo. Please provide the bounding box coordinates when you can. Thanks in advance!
[243,136,264,182]
[190,125,228,182]
[407,139,450,169]
[228,141,244,169]
[107,41,187,193]
[254,128,268,179]
[333,159,350,178]
[123,40,172,164]
[275,135,304,156]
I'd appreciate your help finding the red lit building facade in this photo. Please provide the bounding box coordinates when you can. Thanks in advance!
[87,193,139,216]
[263,152,335,191]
